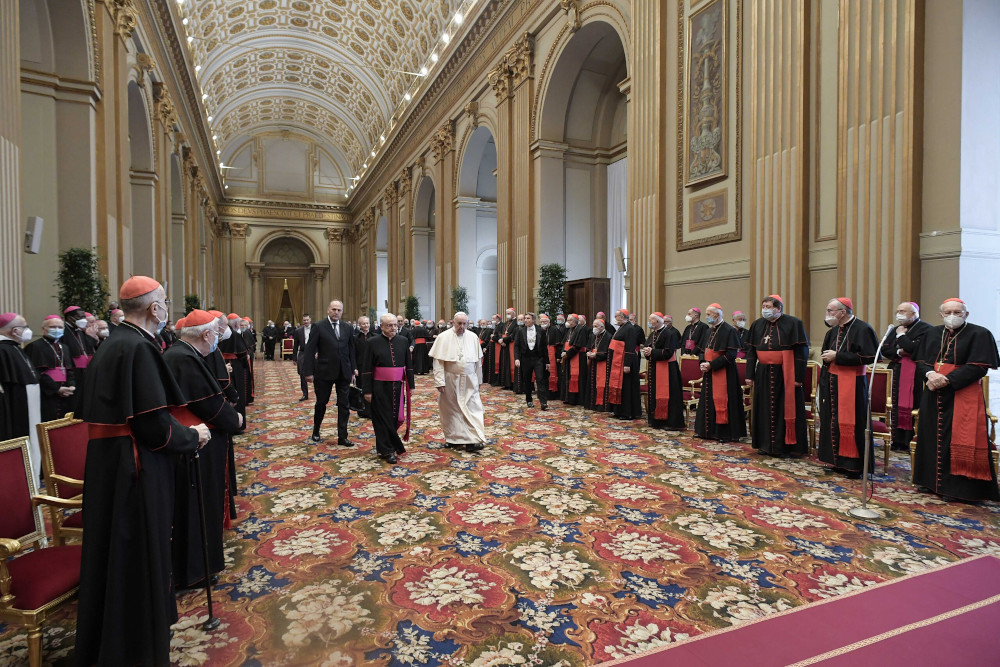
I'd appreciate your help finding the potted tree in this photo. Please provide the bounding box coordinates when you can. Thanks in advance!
[56,247,109,316]
[537,263,568,318]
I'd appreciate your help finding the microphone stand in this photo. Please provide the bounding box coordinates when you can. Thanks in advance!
[849,323,895,520]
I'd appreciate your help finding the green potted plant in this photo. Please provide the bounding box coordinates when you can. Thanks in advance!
[184,294,201,315]
[451,285,469,315]
[404,295,421,321]
[537,263,568,317]
[56,247,109,316]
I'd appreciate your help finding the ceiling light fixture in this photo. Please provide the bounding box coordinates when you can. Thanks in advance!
[404,92,411,101]
[212,134,218,140]
[363,163,368,169]
[431,53,439,63]
[371,150,376,157]
[216,149,221,155]
[380,134,385,142]
[187,36,194,43]
[454,13,464,25]
[194,64,201,73]
[419,66,428,76]
[201,93,207,100]
[207,115,213,122]
[224,184,229,189]
[182,18,189,26]
[441,33,450,44]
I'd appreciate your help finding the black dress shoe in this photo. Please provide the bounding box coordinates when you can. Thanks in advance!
[527,400,534,407]
[445,442,463,448]
[465,443,485,453]
[298,396,309,402]
[338,440,355,448]
[386,453,398,464]
[310,433,321,443]
[540,403,548,411]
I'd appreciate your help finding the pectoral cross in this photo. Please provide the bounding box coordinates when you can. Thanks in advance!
[762,334,771,345]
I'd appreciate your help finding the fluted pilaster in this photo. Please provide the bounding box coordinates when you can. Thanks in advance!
[0,1,23,312]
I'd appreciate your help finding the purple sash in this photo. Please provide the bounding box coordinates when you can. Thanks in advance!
[897,356,917,430]
[43,367,67,383]
[373,366,411,441]
[73,354,90,369]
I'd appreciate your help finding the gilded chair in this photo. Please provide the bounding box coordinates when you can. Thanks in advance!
[734,358,751,434]
[865,367,894,470]
[0,436,82,667]
[803,361,820,454]
[281,337,294,360]
[36,414,87,545]
[679,355,703,423]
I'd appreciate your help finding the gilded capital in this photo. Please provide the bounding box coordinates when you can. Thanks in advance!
[112,0,138,37]
[397,168,411,197]
[488,61,511,101]
[561,0,582,33]
[509,33,535,87]
[430,122,455,163]
[383,182,399,207]
[465,100,480,128]
[229,222,249,239]
[326,227,345,243]
[152,83,178,128]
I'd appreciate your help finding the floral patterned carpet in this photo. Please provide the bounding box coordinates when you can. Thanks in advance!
[3,359,1000,666]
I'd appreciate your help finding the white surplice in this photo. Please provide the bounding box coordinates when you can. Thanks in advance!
[429,327,486,445]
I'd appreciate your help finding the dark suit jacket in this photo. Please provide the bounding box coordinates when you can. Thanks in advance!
[515,324,548,362]
[301,318,356,381]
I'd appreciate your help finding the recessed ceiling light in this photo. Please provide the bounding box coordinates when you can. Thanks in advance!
[363,163,368,169]
[431,53,439,63]
[419,66,428,76]
[195,65,201,73]
[441,33,450,44]
[207,115,213,122]
[371,150,376,157]
[201,93,207,100]
[216,149,221,155]
[219,162,225,168]
[212,134,218,140]
[380,134,385,142]
[404,92,411,101]
[182,18,189,26]
[224,184,229,189]
[187,36,194,43]
[454,13,464,25]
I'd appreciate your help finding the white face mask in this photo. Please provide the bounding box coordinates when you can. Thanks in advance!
[115,316,124,324]
[761,308,775,320]
[19,328,33,342]
[824,315,840,326]
[684,315,693,323]
[220,326,232,340]
[735,320,746,329]
[75,318,88,329]
[895,313,913,324]
[541,323,548,329]
[592,327,600,336]
[98,329,110,338]
[943,314,965,330]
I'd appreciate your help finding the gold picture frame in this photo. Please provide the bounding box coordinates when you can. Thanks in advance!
[684,0,728,187]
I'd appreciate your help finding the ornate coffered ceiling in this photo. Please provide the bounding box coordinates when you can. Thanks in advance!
[178,0,460,193]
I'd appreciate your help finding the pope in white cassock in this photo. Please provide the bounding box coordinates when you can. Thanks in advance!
[429,312,487,453]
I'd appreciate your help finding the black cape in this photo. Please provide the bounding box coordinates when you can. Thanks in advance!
[24,336,76,422]
[74,322,200,667]
[913,322,1000,501]
[817,318,878,473]
[880,319,933,449]
[694,322,746,440]
[746,314,811,455]
[163,341,242,587]
[0,340,39,440]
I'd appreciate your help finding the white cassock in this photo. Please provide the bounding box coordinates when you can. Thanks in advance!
[429,327,487,445]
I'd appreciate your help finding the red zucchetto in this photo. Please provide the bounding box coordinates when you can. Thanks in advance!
[119,276,161,300]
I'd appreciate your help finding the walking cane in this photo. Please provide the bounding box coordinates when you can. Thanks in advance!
[192,451,222,630]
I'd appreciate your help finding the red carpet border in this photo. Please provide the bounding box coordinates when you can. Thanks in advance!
[2,360,1000,666]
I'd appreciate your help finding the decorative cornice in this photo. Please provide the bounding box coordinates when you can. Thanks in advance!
[152,82,178,129]
[508,32,535,87]
[219,199,351,224]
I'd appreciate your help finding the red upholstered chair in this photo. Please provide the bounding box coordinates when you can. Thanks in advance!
[36,415,87,545]
[281,337,294,360]
[679,355,702,423]
[0,436,82,667]
[866,367,893,470]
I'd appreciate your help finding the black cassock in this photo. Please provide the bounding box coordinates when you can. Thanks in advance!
[746,314,811,455]
[560,325,589,405]
[646,326,685,428]
[586,330,611,411]
[609,322,643,419]
[546,325,565,399]
[479,326,494,385]
[62,324,94,413]
[0,340,39,440]
[817,318,878,473]
[360,333,414,457]
[241,329,256,404]
[682,320,709,355]
[74,322,200,667]
[913,323,1000,501]
[262,325,278,360]
[694,322,746,441]
[24,336,76,422]
[880,319,933,449]
[500,321,519,391]
[412,325,432,375]
[490,324,505,387]
[163,341,243,587]
[735,326,751,356]
[205,347,241,519]
[220,327,251,426]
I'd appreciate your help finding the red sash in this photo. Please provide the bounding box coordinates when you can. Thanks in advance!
[608,339,626,404]
[373,366,411,441]
[829,363,866,458]
[594,348,607,406]
[937,363,992,480]
[73,354,90,369]
[509,344,516,383]
[896,356,917,430]
[548,345,559,392]
[222,353,237,360]
[414,338,426,345]
[87,407,208,473]
[493,342,501,373]
[564,340,580,393]
[653,352,677,420]
[705,349,729,424]
[756,350,798,444]
[43,367,68,383]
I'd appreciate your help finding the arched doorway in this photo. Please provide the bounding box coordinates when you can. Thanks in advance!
[537,21,629,314]
[457,126,498,319]
[413,176,436,320]
[375,216,389,316]
[128,79,155,281]
[259,236,316,325]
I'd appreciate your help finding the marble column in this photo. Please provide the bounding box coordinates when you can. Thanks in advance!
[0,0,23,311]
[229,222,249,315]
[431,124,456,313]
[247,262,264,322]
[508,33,535,311]
[489,60,512,312]
[311,264,329,317]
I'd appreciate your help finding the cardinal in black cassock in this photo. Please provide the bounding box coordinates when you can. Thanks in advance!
[74,277,207,667]
[206,311,242,521]
[645,314,685,429]
[490,317,506,387]
[560,316,589,405]
[694,306,746,441]
[62,305,94,412]
[681,308,709,356]
[608,311,643,419]
[479,322,494,385]
[500,310,519,392]
[220,313,251,428]
[164,310,244,588]
[361,322,414,463]
[0,314,40,449]
[411,321,431,374]
[586,322,612,412]
[24,316,77,422]
[880,302,934,450]
[912,299,1000,501]
[817,297,878,476]
[746,296,811,456]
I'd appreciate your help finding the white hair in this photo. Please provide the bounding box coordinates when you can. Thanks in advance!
[453,311,469,322]
[380,313,396,326]
[649,313,663,324]
[180,321,215,340]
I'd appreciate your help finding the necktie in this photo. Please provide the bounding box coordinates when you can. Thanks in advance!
[333,322,340,340]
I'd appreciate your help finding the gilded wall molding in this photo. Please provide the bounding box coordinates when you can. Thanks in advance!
[561,0,583,32]
[111,0,137,38]
[430,122,456,163]
[383,182,399,209]
[218,200,351,224]
[152,82,178,129]
[397,168,411,200]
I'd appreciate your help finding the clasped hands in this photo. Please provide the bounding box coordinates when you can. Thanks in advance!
[925,371,950,391]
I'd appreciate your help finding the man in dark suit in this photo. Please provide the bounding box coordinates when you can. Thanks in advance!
[262,320,278,360]
[302,300,357,447]
[515,312,549,410]
[292,314,313,401]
